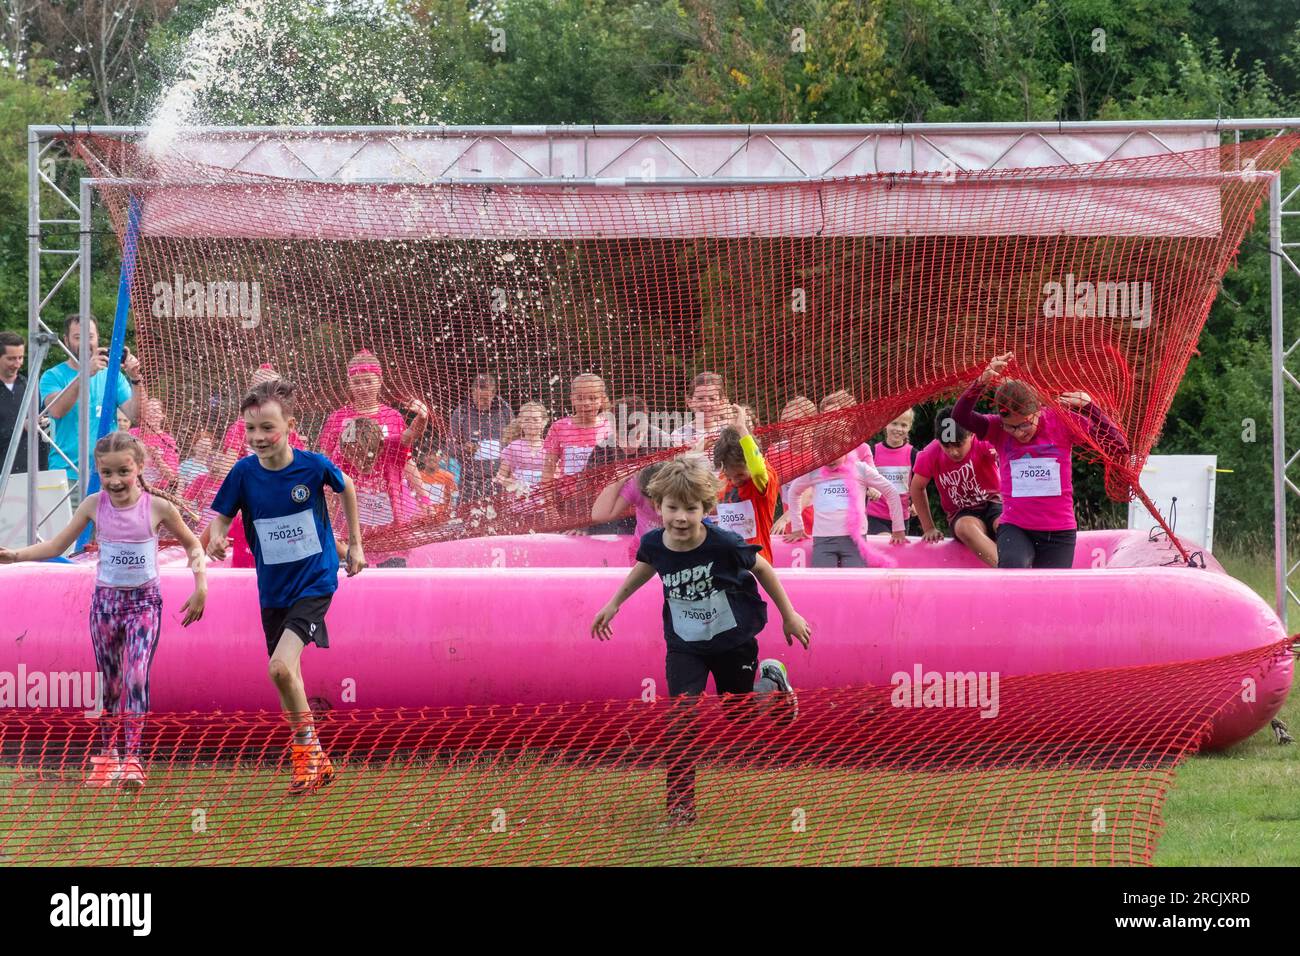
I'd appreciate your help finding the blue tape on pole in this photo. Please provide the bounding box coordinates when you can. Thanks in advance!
[76,194,142,552]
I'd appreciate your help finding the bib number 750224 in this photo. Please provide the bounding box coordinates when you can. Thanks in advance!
[1009,456,1061,498]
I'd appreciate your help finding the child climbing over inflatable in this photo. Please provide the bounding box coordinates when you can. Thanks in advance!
[591,455,811,823]
[782,445,906,567]
[0,432,207,790]
[590,461,665,562]
[911,406,1003,567]
[204,378,366,795]
[712,406,780,563]
[953,352,1129,569]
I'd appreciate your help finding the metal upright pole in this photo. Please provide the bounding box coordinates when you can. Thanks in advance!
[77,179,92,504]
[25,129,40,545]
[1269,173,1287,626]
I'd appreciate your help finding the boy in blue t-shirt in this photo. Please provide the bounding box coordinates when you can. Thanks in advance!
[592,454,811,823]
[206,378,366,795]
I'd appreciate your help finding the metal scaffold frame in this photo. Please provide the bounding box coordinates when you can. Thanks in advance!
[11,120,1300,624]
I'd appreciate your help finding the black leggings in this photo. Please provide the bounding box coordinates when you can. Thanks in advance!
[996,523,1077,569]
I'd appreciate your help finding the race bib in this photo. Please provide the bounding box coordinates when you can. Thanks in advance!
[424,482,446,505]
[563,445,595,475]
[715,500,757,540]
[515,468,542,490]
[98,540,157,587]
[814,479,850,513]
[1010,457,1061,498]
[877,465,911,495]
[358,488,395,527]
[668,591,739,643]
[474,439,501,462]
[254,510,323,565]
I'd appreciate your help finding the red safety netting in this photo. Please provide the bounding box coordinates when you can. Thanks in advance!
[0,641,1287,865]
[66,133,1299,555]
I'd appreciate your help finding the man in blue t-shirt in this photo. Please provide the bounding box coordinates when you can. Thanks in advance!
[39,315,141,499]
[206,377,365,796]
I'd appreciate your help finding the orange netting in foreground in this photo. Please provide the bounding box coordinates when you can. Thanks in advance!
[0,642,1287,865]
[65,134,1299,553]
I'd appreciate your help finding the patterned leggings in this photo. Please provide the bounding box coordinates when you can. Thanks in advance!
[89,583,162,757]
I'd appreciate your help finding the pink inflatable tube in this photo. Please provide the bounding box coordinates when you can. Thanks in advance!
[0,530,1288,750]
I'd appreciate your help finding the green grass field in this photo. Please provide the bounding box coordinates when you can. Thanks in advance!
[0,759,1173,866]
[0,547,1293,866]
[1155,548,1299,867]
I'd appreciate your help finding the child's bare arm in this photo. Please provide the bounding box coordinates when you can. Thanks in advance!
[591,476,634,523]
[0,494,96,562]
[591,562,656,639]
[750,555,811,648]
[159,500,208,625]
[339,475,366,575]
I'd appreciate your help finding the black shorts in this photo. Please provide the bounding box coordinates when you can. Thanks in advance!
[665,638,760,697]
[866,514,922,536]
[949,501,1003,536]
[261,594,333,657]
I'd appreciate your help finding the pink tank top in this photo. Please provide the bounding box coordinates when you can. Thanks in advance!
[96,491,159,587]
[867,441,913,518]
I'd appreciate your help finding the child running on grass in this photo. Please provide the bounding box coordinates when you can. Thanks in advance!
[204,378,366,795]
[0,432,207,790]
[591,455,811,823]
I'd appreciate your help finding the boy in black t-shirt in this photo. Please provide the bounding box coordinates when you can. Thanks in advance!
[592,454,811,822]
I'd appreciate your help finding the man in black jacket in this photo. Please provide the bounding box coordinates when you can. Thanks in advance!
[0,331,48,474]
[448,373,514,502]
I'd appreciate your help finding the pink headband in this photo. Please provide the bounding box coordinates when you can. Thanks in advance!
[348,363,382,377]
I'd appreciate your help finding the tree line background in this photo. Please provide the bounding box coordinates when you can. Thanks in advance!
[1,0,1298,548]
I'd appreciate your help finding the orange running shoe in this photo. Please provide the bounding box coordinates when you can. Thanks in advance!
[289,743,336,794]
[85,754,121,788]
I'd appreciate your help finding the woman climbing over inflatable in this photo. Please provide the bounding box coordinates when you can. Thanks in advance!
[953,352,1129,569]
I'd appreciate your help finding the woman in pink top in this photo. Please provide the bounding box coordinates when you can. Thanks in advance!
[911,405,1003,566]
[0,432,206,789]
[782,445,906,567]
[332,416,416,567]
[953,351,1129,569]
[318,350,429,467]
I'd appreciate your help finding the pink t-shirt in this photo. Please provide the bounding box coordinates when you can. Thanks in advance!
[913,438,1001,520]
[129,427,180,488]
[501,439,546,491]
[543,416,612,476]
[987,407,1078,531]
[343,435,413,529]
[318,404,407,468]
[866,441,914,519]
[618,479,661,540]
